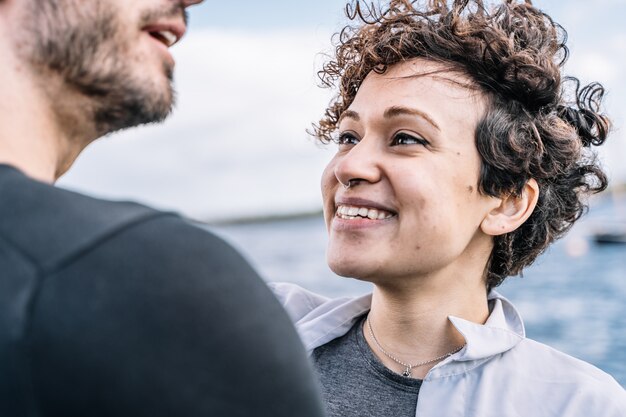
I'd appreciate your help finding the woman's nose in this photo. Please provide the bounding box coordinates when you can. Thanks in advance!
[334,139,382,188]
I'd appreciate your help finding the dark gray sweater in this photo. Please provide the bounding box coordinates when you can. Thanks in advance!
[0,164,324,417]
[313,315,422,417]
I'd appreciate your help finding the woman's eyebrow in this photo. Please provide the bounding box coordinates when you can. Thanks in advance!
[384,106,440,131]
[338,110,360,124]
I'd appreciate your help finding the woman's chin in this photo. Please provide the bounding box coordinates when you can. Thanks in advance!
[327,256,378,282]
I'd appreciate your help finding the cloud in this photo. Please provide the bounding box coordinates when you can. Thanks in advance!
[59,21,626,222]
[564,33,626,184]
[59,28,337,221]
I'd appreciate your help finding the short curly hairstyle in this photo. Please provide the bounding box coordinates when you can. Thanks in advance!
[313,0,610,289]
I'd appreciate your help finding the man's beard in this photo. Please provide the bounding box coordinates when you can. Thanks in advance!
[23,0,176,136]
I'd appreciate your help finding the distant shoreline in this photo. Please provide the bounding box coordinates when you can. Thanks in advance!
[200,209,324,226]
[197,186,626,226]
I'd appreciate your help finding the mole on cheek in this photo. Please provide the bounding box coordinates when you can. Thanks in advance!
[467,185,474,193]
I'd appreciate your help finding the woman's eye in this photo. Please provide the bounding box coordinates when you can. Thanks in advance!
[335,132,360,146]
[392,132,429,146]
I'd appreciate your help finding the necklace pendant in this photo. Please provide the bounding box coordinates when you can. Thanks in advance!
[402,367,411,377]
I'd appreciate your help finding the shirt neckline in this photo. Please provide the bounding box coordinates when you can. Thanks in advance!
[353,315,423,390]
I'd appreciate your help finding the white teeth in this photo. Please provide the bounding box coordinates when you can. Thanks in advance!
[158,30,177,46]
[335,204,394,220]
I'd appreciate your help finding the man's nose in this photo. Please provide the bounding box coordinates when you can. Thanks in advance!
[182,0,204,7]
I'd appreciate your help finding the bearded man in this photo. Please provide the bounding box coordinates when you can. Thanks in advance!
[0,1,324,416]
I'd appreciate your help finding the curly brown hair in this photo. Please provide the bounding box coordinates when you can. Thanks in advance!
[313,0,610,289]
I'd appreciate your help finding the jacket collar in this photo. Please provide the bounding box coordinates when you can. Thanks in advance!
[296,293,372,352]
[296,290,525,364]
[449,292,525,362]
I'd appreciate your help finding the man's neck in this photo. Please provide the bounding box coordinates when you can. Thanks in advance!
[0,138,59,184]
[0,46,94,183]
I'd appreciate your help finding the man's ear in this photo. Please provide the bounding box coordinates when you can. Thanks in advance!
[481,179,539,236]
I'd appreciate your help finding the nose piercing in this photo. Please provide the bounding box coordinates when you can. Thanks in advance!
[341,179,353,190]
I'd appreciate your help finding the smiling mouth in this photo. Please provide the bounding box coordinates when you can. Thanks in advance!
[336,204,396,220]
[148,30,179,47]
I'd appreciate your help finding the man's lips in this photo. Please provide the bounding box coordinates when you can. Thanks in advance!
[142,21,186,47]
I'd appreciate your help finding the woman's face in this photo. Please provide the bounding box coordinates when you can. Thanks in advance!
[321,59,501,285]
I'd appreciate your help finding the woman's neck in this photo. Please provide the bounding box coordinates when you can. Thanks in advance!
[363,272,490,379]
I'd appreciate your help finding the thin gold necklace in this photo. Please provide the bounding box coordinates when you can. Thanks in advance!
[366,316,465,377]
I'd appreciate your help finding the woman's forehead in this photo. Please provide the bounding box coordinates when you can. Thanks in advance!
[349,58,487,126]
[362,58,480,96]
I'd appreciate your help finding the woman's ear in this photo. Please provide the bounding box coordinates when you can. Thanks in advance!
[481,179,539,236]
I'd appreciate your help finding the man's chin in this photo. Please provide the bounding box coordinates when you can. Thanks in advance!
[92,84,175,135]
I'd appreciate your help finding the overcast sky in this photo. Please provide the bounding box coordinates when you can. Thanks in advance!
[58,0,626,221]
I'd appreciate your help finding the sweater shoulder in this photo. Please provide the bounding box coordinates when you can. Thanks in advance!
[0,165,168,271]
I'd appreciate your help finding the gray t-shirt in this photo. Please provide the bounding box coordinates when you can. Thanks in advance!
[312,315,422,417]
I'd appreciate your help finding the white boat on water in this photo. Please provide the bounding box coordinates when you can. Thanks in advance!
[591,189,626,245]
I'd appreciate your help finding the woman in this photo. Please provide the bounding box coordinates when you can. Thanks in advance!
[273,0,626,416]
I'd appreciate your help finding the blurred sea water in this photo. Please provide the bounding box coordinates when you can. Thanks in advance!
[208,195,626,387]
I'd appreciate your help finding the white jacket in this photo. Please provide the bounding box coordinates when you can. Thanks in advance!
[271,282,626,417]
